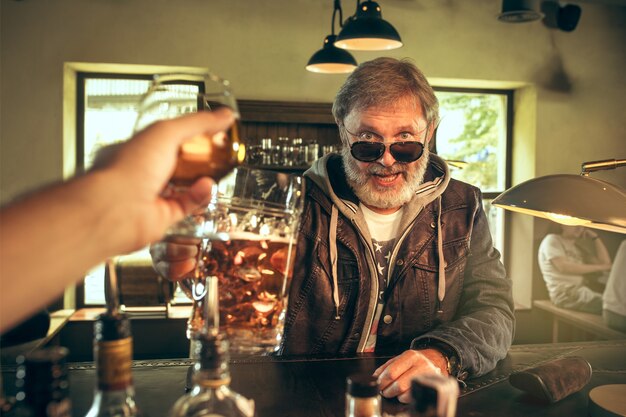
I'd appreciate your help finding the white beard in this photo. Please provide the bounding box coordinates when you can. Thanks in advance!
[341,146,430,210]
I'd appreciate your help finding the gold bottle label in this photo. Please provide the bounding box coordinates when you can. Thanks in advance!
[95,337,133,391]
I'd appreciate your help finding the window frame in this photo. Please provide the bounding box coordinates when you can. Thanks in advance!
[433,86,514,198]
[433,86,514,267]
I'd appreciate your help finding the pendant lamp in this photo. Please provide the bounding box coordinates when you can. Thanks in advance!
[335,0,402,51]
[497,0,543,23]
[492,159,626,234]
[306,0,358,74]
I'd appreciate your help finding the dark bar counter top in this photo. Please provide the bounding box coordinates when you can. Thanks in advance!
[2,340,625,416]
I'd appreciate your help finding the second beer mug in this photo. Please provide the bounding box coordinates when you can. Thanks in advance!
[181,167,305,355]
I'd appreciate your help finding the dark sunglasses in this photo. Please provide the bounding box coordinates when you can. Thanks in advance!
[350,141,425,163]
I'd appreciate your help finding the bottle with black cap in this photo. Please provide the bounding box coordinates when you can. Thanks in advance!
[170,276,254,417]
[345,374,382,417]
[84,259,144,417]
[169,331,254,417]
[12,346,72,417]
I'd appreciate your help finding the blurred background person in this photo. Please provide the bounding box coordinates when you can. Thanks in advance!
[603,239,626,332]
[538,224,612,314]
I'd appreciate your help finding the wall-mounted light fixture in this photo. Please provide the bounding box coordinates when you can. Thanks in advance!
[306,0,358,74]
[335,0,402,51]
[497,0,582,32]
[498,0,544,23]
[541,1,582,32]
[492,158,626,234]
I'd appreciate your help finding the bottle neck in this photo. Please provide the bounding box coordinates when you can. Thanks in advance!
[193,365,232,390]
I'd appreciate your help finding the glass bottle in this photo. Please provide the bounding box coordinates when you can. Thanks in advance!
[11,346,72,417]
[260,138,273,166]
[1,373,16,416]
[345,374,381,417]
[169,332,255,417]
[409,375,458,417]
[84,313,144,417]
[307,140,319,165]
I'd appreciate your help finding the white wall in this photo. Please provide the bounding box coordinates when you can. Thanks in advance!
[1,0,625,306]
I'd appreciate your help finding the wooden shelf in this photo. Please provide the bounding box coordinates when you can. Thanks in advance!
[237,100,340,152]
[247,164,311,173]
[239,100,335,124]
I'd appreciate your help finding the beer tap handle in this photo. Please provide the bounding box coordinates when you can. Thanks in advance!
[105,258,121,315]
[205,275,219,335]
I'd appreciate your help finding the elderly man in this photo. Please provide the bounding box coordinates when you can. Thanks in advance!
[154,57,514,403]
[283,57,513,402]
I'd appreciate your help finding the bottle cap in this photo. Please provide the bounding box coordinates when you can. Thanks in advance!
[346,374,379,398]
[94,312,131,341]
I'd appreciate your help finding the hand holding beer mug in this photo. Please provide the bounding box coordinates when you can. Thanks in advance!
[134,72,246,238]
[181,167,305,355]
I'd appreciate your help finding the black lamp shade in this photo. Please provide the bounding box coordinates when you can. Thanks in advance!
[498,0,543,23]
[335,1,402,51]
[306,34,358,74]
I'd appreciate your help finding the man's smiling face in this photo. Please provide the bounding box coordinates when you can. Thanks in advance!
[341,98,431,214]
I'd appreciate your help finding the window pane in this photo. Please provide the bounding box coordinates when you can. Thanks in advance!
[84,263,106,305]
[434,92,508,192]
[84,79,152,169]
[81,77,199,305]
[483,198,505,258]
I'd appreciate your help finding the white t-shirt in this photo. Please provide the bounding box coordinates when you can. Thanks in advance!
[538,234,585,301]
[359,204,404,352]
[603,240,626,316]
[360,203,404,241]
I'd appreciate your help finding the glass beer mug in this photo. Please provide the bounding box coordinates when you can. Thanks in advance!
[180,167,305,355]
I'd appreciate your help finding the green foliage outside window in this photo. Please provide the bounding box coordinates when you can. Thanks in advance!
[435,92,506,192]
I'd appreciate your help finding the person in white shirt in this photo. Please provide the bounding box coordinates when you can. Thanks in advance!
[538,224,612,313]
[603,239,626,331]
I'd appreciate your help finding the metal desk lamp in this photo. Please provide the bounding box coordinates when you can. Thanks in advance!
[493,158,626,416]
[492,158,626,234]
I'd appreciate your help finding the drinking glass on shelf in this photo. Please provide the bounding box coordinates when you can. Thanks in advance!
[133,72,246,238]
[179,166,305,355]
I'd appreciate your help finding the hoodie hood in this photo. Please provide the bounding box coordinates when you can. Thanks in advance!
[303,152,452,326]
[304,152,450,229]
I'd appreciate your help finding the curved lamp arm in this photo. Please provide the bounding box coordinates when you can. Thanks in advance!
[581,158,626,176]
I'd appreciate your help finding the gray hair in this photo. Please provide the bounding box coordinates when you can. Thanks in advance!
[332,57,439,133]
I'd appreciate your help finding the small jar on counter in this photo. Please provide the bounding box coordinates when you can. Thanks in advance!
[345,374,381,417]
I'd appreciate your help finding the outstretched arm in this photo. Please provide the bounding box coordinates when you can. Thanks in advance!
[0,109,234,332]
[550,256,611,275]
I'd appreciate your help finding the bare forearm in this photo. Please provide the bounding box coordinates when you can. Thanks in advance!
[551,258,611,275]
[0,171,122,332]
[592,239,611,265]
